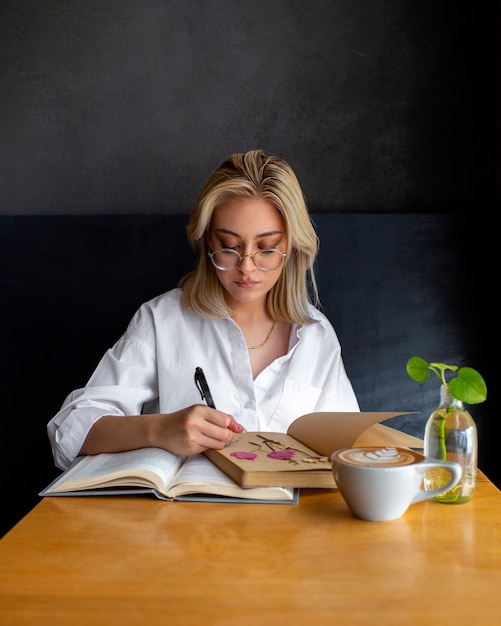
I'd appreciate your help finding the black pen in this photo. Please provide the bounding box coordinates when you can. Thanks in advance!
[194,367,216,409]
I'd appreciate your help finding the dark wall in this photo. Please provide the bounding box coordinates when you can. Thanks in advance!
[0,0,498,215]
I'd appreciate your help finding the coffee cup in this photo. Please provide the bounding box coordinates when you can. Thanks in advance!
[330,446,462,521]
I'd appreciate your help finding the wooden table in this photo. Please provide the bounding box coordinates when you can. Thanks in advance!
[1,471,501,625]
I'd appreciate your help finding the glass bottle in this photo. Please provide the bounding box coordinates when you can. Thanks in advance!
[423,384,477,503]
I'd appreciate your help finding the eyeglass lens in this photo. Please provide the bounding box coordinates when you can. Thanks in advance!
[210,249,284,271]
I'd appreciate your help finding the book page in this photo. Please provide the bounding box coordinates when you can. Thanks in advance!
[46,448,185,494]
[287,412,421,456]
[167,453,294,500]
[206,432,331,475]
[172,453,238,484]
[354,423,424,448]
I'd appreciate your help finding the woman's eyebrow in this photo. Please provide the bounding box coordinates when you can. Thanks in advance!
[214,227,284,238]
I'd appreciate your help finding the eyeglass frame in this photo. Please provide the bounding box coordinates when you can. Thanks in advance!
[208,248,287,271]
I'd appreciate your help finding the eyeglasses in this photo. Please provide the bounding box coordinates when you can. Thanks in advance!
[208,248,287,271]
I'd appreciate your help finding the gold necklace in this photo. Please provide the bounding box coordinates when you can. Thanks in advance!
[247,320,276,350]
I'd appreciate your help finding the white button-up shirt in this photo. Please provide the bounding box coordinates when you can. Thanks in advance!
[48,288,359,469]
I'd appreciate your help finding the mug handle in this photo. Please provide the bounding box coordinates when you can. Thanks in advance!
[411,460,463,504]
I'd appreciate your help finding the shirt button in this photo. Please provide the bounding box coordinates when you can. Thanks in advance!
[244,401,252,409]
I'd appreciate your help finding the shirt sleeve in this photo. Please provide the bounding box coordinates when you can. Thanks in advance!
[47,306,159,469]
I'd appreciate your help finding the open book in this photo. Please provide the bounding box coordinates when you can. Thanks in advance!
[204,412,423,488]
[40,448,297,504]
[41,412,422,502]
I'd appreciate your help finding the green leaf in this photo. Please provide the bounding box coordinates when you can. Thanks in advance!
[449,367,487,404]
[430,362,458,373]
[406,356,487,405]
[406,356,430,383]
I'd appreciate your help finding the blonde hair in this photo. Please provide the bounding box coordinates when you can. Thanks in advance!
[179,149,320,324]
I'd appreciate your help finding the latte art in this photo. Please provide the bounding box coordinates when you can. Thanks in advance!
[335,447,421,468]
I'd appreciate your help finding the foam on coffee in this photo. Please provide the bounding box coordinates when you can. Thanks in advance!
[333,447,422,468]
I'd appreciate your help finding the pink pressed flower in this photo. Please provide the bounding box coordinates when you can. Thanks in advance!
[267,450,296,460]
[230,451,258,460]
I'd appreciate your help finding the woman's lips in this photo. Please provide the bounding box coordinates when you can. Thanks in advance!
[234,280,258,289]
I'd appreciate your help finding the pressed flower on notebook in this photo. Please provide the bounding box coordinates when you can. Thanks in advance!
[230,451,258,460]
[267,449,296,460]
[227,433,329,466]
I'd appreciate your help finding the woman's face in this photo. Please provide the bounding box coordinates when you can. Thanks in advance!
[207,197,287,310]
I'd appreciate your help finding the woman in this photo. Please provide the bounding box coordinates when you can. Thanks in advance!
[48,149,359,470]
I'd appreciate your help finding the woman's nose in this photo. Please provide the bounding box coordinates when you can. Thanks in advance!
[238,253,256,271]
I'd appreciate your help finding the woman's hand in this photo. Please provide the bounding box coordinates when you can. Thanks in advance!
[152,405,244,456]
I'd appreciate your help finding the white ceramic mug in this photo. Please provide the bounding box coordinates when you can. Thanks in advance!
[330,446,462,522]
